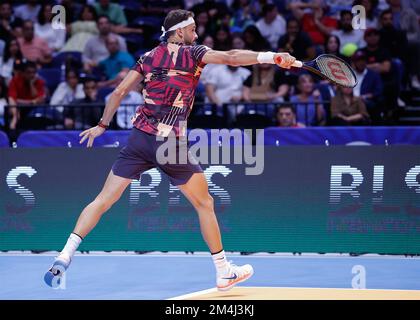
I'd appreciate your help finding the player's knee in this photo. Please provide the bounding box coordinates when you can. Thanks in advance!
[95,193,120,212]
[196,194,214,211]
[94,198,110,213]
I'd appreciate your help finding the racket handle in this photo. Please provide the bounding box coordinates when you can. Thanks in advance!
[292,60,303,68]
[274,56,303,68]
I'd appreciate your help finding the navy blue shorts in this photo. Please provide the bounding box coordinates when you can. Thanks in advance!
[112,128,203,186]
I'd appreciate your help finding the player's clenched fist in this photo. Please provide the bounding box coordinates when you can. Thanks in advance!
[274,52,296,69]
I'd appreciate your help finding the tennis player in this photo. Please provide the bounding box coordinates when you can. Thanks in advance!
[44,9,296,291]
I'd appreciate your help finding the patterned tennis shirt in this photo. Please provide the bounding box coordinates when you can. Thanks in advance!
[131,42,210,137]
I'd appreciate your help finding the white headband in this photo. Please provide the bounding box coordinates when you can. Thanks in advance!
[160,16,195,38]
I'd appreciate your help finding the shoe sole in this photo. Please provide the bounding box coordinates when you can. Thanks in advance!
[43,260,69,287]
[217,269,254,292]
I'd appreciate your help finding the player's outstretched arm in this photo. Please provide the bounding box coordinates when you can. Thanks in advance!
[79,70,144,147]
[201,49,296,69]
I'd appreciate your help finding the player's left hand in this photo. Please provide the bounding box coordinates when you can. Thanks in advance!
[274,52,296,69]
[79,126,105,148]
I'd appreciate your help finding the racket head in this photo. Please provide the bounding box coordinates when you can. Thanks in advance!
[302,54,358,88]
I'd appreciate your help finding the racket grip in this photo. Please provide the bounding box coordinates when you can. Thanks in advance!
[292,60,303,68]
[275,56,303,68]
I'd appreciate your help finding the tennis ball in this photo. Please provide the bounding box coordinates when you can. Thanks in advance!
[341,43,358,57]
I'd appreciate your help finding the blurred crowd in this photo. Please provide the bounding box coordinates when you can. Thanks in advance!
[0,0,419,137]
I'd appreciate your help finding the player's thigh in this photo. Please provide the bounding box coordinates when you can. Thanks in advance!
[96,170,132,203]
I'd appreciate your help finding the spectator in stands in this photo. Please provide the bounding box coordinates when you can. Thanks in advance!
[98,35,135,82]
[242,25,271,52]
[139,0,183,17]
[60,5,98,53]
[276,105,306,128]
[332,10,366,52]
[93,0,127,26]
[213,26,232,51]
[402,0,420,15]
[0,38,23,84]
[0,39,6,61]
[378,9,408,63]
[105,70,143,129]
[327,0,354,15]
[232,33,246,50]
[8,60,46,130]
[361,28,392,74]
[200,35,216,85]
[61,0,83,25]
[0,1,23,43]
[50,68,85,107]
[231,0,256,32]
[205,64,251,119]
[243,64,291,103]
[378,8,408,104]
[35,3,66,53]
[330,86,370,125]
[195,10,210,42]
[360,27,398,117]
[83,15,127,73]
[233,0,262,16]
[0,76,7,128]
[217,11,236,34]
[64,77,103,130]
[202,33,246,99]
[353,0,379,28]
[190,0,230,24]
[351,49,384,122]
[289,0,338,49]
[256,4,286,51]
[387,0,418,31]
[18,20,52,66]
[290,74,325,126]
[14,0,40,23]
[324,35,348,62]
[277,18,316,61]
[202,34,214,48]
[389,0,420,89]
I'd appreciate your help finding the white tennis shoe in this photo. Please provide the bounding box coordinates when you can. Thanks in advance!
[44,253,71,287]
[216,262,254,291]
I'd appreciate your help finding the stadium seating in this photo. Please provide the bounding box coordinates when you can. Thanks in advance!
[16,130,130,148]
[0,131,9,147]
[51,51,82,69]
[15,129,252,148]
[38,68,62,95]
[258,126,420,146]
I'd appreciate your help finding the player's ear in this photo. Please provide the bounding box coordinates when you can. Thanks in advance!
[176,28,183,40]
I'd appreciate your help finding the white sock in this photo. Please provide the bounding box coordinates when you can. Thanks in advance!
[59,233,83,261]
[211,250,230,276]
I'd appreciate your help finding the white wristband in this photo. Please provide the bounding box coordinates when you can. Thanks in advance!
[257,52,276,64]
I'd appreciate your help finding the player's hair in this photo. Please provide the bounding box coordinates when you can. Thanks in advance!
[162,9,195,40]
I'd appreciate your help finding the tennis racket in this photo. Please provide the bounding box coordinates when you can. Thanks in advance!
[277,54,358,88]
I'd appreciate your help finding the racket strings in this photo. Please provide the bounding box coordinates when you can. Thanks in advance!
[316,56,357,88]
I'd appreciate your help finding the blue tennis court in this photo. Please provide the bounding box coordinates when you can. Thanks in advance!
[1,253,420,299]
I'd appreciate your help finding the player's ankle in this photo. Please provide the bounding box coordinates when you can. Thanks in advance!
[56,252,71,263]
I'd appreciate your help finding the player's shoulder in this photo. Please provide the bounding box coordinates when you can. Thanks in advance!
[189,44,212,60]
[135,44,164,64]
[182,44,211,52]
